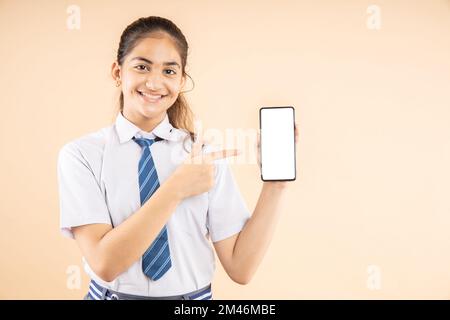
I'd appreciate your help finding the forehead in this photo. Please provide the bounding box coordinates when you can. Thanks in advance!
[127,34,182,65]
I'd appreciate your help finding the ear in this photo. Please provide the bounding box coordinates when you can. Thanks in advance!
[111,61,121,81]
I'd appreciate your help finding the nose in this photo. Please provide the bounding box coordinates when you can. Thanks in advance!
[145,72,164,91]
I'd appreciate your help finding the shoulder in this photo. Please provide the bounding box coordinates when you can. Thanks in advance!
[57,125,115,168]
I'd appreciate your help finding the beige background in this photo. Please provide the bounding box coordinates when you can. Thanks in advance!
[1,0,449,299]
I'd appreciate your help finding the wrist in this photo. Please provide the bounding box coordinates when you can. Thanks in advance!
[263,181,289,191]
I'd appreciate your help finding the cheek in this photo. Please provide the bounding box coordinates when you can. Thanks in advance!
[165,85,181,106]
[167,81,182,95]
[122,73,141,92]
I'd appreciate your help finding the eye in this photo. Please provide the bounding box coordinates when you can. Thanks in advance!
[135,65,149,71]
[165,69,176,75]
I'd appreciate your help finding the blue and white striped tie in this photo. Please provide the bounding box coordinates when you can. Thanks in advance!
[133,137,172,280]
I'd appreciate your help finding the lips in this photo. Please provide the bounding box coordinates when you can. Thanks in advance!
[137,90,167,103]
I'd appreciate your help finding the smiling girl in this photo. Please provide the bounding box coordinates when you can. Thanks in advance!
[57,16,297,300]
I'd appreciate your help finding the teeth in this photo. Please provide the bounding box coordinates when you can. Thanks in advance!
[139,91,163,99]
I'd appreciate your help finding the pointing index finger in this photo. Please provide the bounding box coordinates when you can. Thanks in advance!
[191,132,204,159]
[204,149,241,162]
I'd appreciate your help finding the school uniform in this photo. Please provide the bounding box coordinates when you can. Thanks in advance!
[57,112,250,300]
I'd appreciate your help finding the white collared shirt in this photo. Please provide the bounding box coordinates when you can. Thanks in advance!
[57,112,250,296]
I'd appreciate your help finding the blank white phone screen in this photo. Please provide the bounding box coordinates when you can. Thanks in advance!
[260,107,296,181]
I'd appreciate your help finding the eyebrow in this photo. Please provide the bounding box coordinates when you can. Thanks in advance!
[131,57,181,69]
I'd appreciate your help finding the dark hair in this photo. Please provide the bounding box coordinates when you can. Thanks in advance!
[116,16,195,141]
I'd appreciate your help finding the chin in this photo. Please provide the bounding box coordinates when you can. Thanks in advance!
[139,104,169,119]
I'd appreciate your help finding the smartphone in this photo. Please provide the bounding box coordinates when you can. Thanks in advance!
[259,106,296,181]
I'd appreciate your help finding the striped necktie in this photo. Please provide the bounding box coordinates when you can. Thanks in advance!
[133,137,172,280]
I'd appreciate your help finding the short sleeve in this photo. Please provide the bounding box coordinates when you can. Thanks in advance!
[57,143,112,239]
[207,152,251,243]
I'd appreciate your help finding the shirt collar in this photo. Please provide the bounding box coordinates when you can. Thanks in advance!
[115,112,180,143]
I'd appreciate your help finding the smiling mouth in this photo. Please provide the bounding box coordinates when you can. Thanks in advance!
[137,90,167,102]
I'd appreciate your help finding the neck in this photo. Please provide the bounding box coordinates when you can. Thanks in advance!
[122,110,166,132]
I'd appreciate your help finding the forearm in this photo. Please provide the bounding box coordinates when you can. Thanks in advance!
[231,182,288,283]
[96,177,182,281]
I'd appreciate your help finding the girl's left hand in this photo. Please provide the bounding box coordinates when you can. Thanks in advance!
[256,122,299,188]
